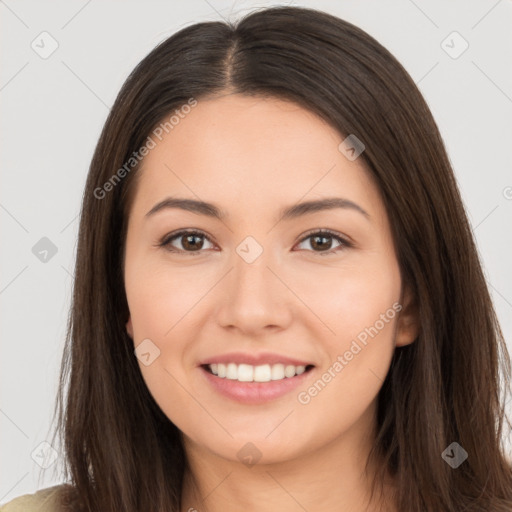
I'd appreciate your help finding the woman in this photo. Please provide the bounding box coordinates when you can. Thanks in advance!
[2,5,511,512]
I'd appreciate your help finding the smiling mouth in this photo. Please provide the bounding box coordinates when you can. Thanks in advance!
[202,363,315,383]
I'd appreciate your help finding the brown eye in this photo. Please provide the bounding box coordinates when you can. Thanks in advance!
[160,230,215,255]
[180,233,205,251]
[295,230,351,254]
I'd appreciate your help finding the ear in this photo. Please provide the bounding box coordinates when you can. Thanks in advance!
[395,285,419,347]
[126,316,134,339]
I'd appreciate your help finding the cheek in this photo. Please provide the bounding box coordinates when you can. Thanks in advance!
[125,256,210,340]
[293,259,400,394]
[125,257,222,404]
[124,257,189,385]
[125,263,203,426]
[296,263,400,419]
[292,255,401,344]
[332,273,400,343]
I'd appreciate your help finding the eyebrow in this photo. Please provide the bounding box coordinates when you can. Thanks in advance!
[145,196,370,222]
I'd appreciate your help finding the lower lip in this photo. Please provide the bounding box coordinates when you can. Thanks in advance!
[199,365,314,405]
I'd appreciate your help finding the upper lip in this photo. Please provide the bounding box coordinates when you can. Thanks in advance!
[199,352,314,367]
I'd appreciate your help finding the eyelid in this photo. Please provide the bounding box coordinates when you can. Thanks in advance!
[297,228,353,246]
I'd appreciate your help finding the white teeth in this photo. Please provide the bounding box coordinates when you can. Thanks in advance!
[226,363,238,380]
[217,363,226,378]
[254,364,271,382]
[271,363,285,380]
[237,364,254,382]
[284,365,296,378]
[295,365,306,375]
[207,362,309,382]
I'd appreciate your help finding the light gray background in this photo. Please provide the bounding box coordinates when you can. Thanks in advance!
[1,0,511,502]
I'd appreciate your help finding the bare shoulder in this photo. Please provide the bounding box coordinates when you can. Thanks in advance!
[0,484,70,512]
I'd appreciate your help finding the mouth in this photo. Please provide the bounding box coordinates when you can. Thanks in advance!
[201,362,315,382]
[199,360,316,404]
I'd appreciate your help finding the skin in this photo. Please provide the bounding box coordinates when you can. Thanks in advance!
[124,93,419,512]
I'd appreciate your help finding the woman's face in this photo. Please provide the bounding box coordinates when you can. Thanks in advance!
[124,93,417,465]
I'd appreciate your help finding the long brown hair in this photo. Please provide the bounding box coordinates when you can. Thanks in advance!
[46,6,512,511]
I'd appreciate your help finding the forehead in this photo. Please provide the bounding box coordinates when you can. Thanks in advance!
[131,94,381,219]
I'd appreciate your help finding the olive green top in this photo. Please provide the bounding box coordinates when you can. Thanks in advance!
[0,485,66,512]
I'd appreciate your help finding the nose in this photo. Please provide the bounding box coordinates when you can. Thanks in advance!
[215,243,293,335]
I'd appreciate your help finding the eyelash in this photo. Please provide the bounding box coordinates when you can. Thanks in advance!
[157,228,353,256]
